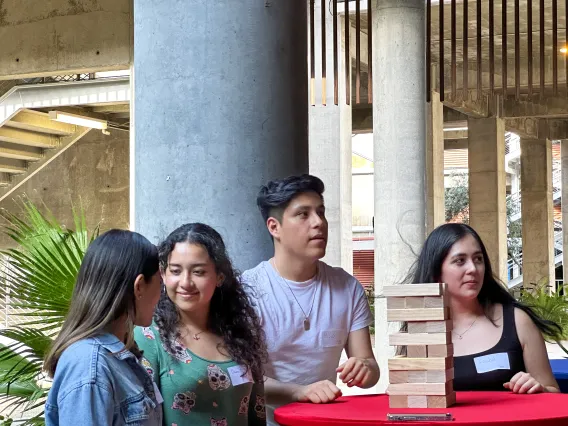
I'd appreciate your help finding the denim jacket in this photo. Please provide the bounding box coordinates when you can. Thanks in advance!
[45,333,162,426]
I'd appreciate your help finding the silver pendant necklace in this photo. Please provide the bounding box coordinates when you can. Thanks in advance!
[272,259,317,331]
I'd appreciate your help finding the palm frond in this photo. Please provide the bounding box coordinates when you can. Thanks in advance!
[0,199,98,425]
[519,280,568,342]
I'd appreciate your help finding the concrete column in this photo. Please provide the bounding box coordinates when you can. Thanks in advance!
[308,9,352,271]
[521,138,554,290]
[426,91,445,234]
[372,0,426,393]
[133,1,308,270]
[468,117,507,282]
[562,140,568,285]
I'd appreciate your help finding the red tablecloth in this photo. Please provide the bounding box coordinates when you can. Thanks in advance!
[274,392,568,425]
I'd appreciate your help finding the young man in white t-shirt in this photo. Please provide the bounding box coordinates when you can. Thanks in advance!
[243,174,379,425]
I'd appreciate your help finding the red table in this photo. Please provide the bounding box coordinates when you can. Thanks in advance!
[274,392,568,425]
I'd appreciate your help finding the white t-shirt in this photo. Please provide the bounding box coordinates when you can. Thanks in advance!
[242,260,373,425]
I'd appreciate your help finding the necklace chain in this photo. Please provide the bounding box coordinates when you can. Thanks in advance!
[271,259,317,331]
[453,316,479,339]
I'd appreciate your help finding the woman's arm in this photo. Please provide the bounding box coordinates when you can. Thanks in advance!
[508,308,560,393]
[46,383,115,426]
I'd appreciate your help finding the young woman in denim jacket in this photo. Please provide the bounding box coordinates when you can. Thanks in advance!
[44,229,163,425]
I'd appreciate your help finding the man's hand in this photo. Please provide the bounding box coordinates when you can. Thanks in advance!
[292,380,342,404]
[336,357,373,388]
[504,372,545,394]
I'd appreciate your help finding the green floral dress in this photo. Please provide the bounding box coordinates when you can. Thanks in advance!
[135,325,266,426]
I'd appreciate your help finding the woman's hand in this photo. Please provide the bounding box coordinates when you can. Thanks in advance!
[504,372,545,394]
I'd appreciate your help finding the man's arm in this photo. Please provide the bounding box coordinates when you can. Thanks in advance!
[264,376,342,405]
[337,327,380,389]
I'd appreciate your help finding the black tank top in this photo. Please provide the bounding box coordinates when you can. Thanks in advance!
[453,303,526,391]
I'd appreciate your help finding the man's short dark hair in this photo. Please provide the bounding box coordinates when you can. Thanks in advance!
[257,174,325,223]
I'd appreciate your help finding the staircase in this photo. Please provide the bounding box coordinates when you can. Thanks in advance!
[0,76,130,202]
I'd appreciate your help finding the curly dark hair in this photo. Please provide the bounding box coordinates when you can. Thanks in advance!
[257,174,325,224]
[154,223,268,382]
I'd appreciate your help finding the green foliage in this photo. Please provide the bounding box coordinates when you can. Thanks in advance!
[366,289,375,335]
[518,278,568,356]
[506,197,522,269]
[444,172,469,223]
[0,200,98,424]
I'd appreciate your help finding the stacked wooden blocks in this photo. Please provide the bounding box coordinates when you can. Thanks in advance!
[384,283,455,409]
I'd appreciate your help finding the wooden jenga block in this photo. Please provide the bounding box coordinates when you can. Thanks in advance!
[426,368,454,383]
[386,297,406,309]
[387,308,449,322]
[408,320,452,334]
[428,343,454,357]
[390,393,456,409]
[407,371,427,382]
[389,369,453,384]
[424,296,445,308]
[383,283,443,297]
[407,345,427,357]
[389,356,453,371]
[409,396,428,408]
[427,392,456,408]
[405,297,426,308]
[389,395,430,408]
[389,395,411,408]
[388,370,409,384]
[389,332,451,346]
[387,381,453,396]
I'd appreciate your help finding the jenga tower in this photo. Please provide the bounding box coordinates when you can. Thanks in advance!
[384,283,455,409]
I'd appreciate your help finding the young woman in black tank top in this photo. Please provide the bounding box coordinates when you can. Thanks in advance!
[406,224,560,394]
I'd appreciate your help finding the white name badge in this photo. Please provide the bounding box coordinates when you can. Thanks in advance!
[227,365,253,386]
[474,352,511,374]
[153,381,164,404]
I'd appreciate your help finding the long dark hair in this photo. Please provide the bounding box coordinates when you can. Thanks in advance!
[155,223,267,382]
[44,230,159,376]
[407,223,560,336]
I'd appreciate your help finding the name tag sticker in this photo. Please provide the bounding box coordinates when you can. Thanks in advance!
[227,365,253,386]
[474,352,511,374]
[153,382,164,404]
[321,329,344,348]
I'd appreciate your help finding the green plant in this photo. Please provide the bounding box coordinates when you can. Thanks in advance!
[444,172,469,223]
[518,278,568,356]
[366,288,375,335]
[0,200,98,424]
